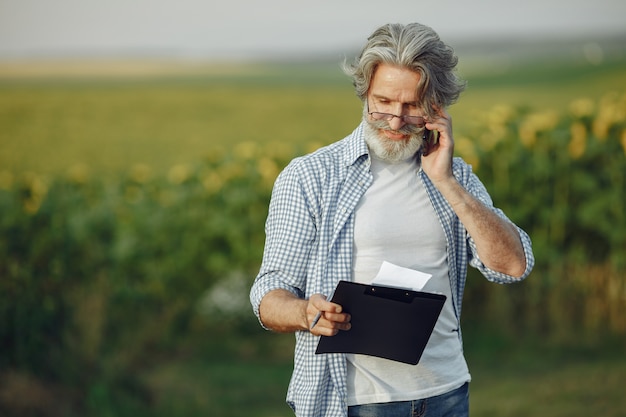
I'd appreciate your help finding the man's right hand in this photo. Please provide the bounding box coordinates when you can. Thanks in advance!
[258,289,351,335]
[307,294,351,336]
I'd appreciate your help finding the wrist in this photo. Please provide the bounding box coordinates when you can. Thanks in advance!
[433,176,469,209]
[259,289,310,333]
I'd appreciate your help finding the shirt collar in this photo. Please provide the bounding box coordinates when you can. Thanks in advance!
[343,122,370,167]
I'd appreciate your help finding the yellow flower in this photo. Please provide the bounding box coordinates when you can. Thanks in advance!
[66,164,90,184]
[487,104,516,126]
[456,136,479,170]
[569,98,595,118]
[518,122,537,148]
[22,172,48,214]
[168,164,191,185]
[257,157,279,187]
[568,122,587,159]
[234,141,258,160]
[593,92,626,140]
[220,163,244,181]
[130,164,152,184]
[592,117,610,140]
[266,140,294,160]
[202,171,224,194]
[478,125,507,151]
[518,111,559,148]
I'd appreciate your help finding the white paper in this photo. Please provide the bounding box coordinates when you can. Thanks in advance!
[371,261,432,292]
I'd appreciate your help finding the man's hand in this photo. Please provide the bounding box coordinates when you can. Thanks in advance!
[258,289,351,335]
[307,294,351,336]
[421,106,455,184]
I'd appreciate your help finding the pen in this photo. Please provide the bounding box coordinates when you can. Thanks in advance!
[309,311,323,330]
[309,287,336,330]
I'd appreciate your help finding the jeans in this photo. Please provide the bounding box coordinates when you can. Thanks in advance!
[347,383,469,417]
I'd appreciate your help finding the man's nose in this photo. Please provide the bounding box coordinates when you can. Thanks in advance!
[388,115,405,130]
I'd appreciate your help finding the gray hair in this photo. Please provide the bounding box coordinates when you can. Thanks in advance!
[343,23,466,118]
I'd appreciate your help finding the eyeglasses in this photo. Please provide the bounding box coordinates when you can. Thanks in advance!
[369,112,426,127]
[367,103,426,127]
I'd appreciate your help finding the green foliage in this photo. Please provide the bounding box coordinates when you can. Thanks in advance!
[0,146,293,415]
[472,94,626,268]
[460,92,626,341]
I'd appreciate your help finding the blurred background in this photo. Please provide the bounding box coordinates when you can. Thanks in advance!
[1,1,625,416]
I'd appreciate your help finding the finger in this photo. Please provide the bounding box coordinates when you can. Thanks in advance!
[430,103,450,118]
[324,310,351,324]
[312,296,342,314]
[315,313,352,335]
[328,321,351,332]
[312,323,349,337]
[307,295,344,328]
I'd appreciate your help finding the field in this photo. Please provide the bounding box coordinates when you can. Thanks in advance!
[2,53,625,175]
[1,46,625,417]
[141,347,626,417]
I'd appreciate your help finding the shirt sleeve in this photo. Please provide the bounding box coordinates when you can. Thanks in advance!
[249,159,319,326]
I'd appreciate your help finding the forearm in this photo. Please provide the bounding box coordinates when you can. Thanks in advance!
[436,177,527,278]
[258,289,309,333]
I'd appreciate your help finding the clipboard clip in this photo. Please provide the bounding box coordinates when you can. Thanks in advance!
[365,285,414,303]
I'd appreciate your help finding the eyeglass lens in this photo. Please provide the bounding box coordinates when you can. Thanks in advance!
[370,112,425,127]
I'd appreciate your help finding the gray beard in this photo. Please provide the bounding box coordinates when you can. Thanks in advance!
[362,116,425,163]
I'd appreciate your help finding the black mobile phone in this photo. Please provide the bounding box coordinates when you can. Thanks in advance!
[422,128,437,148]
[422,129,438,156]
[423,128,434,145]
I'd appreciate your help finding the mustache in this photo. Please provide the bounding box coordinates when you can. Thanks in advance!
[366,118,424,135]
[367,117,425,136]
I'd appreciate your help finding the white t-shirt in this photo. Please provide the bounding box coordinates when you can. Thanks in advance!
[348,154,470,406]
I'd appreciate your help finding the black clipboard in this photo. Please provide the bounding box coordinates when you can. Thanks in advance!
[315,280,446,365]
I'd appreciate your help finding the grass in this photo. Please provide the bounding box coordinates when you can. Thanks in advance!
[132,326,626,417]
[145,358,294,417]
[468,347,625,416]
[135,338,626,417]
[470,358,625,416]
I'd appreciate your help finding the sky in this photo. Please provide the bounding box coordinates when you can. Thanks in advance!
[0,0,625,60]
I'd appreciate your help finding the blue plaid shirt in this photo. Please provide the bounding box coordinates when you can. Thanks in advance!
[250,123,534,417]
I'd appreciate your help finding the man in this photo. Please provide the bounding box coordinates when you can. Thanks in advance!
[250,22,534,417]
